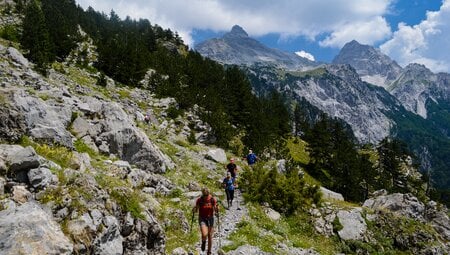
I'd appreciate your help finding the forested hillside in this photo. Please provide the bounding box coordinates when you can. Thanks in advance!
[1,1,450,254]
[13,0,290,154]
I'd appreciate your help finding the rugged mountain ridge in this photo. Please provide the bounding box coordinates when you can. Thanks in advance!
[332,40,403,88]
[197,27,450,191]
[195,25,318,70]
[244,63,398,143]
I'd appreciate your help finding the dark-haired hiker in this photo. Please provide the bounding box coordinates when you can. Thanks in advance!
[225,158,237,178]
[223,172,236,209]
[193,187,219,255]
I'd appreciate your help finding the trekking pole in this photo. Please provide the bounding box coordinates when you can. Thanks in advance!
[217,211,221,249]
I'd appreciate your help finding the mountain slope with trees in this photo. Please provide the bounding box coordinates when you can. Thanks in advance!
[0,1,449,254]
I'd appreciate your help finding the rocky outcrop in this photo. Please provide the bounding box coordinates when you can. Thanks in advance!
[364,192,450,243]
[70,96,174,173]
[363,193,426,221]
[336,208,366,241]
[0,101,27,143]
[206,148,227,163]
[0,145,40,183]
[0,201,73,255]
[320,187,344,201]
[12,90,74,148]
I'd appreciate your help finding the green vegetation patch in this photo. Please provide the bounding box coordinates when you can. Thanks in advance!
[287,137,310,165]
[96,173,145,220]
[19,136,76,169]
[159,199,199,253]
[223,203,340,255]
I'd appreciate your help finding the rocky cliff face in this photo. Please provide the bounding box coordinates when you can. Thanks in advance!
[245,64,403,143]
[195,25,318,70]
[0,42,176,254]
[333,40,450,121]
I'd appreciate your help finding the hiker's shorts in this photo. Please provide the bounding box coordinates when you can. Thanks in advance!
[199,216,214,227]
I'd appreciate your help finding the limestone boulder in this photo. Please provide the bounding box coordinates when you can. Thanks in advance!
[206,148,227,163]
[363,193,425,221]
[0,201,73,255]
[336,208,367,240]
[320,187,344,201]
[12,90,73,148]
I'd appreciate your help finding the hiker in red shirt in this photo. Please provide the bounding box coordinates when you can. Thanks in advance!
[193,187,219,255]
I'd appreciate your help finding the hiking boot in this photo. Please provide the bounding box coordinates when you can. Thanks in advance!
[201,240,206,251]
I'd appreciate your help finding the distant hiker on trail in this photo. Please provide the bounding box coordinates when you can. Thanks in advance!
[192,187,219,255]
[223,172,236,209]
[245,149,258,166]
[225,158,237,178]
[144,114,150,124]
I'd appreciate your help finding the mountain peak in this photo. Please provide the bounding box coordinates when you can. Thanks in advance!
[227,25,248,38]
[333,40,402,88]
[341,40,368,51]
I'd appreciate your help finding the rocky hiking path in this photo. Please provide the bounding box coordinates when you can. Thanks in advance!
[193,189,248,255]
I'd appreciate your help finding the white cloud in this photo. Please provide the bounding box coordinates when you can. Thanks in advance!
[319,16,392,48]
[295,50,315,61]
[75,0,394,48]
[380,0,450,73]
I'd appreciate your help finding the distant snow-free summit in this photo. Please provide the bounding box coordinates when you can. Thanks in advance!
[195,25,318,70]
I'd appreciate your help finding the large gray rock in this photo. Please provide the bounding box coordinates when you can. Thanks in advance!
[3,145,40,183]
[206,148,227,163]
[12,90,73,148]
[28,167,54,189]
[263,206,281,221]
[123,213,166,255]
[7,47,30,68]
[425,201,450,240]
[320,187,344,201]
[83,99,174,173]
[336,209,367,240]
[363,193,425,220]
[0,103,27,143]
[93,216,123,255]
[6,146,40,173]
[0,201,73,254]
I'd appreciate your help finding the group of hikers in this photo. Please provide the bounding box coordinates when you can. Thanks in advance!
[191,150,258,255]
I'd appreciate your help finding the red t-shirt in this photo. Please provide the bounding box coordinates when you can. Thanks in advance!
[196,195,217,218]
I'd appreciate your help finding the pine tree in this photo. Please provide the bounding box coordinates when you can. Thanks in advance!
[21,0,54,74]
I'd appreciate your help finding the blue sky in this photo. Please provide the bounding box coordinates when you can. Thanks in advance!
[76,0,450,72]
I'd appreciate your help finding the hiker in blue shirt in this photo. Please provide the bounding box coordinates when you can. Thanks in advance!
[245,149,258,166]
[222,172,236,209]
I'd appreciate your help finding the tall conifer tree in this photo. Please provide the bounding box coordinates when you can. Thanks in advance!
[21,0,54,73]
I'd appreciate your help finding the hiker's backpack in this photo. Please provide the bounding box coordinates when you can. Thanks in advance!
[223,178,235,191]
[197,195,216,218]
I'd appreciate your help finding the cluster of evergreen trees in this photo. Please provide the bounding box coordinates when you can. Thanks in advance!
[297,112,426,203]
[16,0,290,153]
